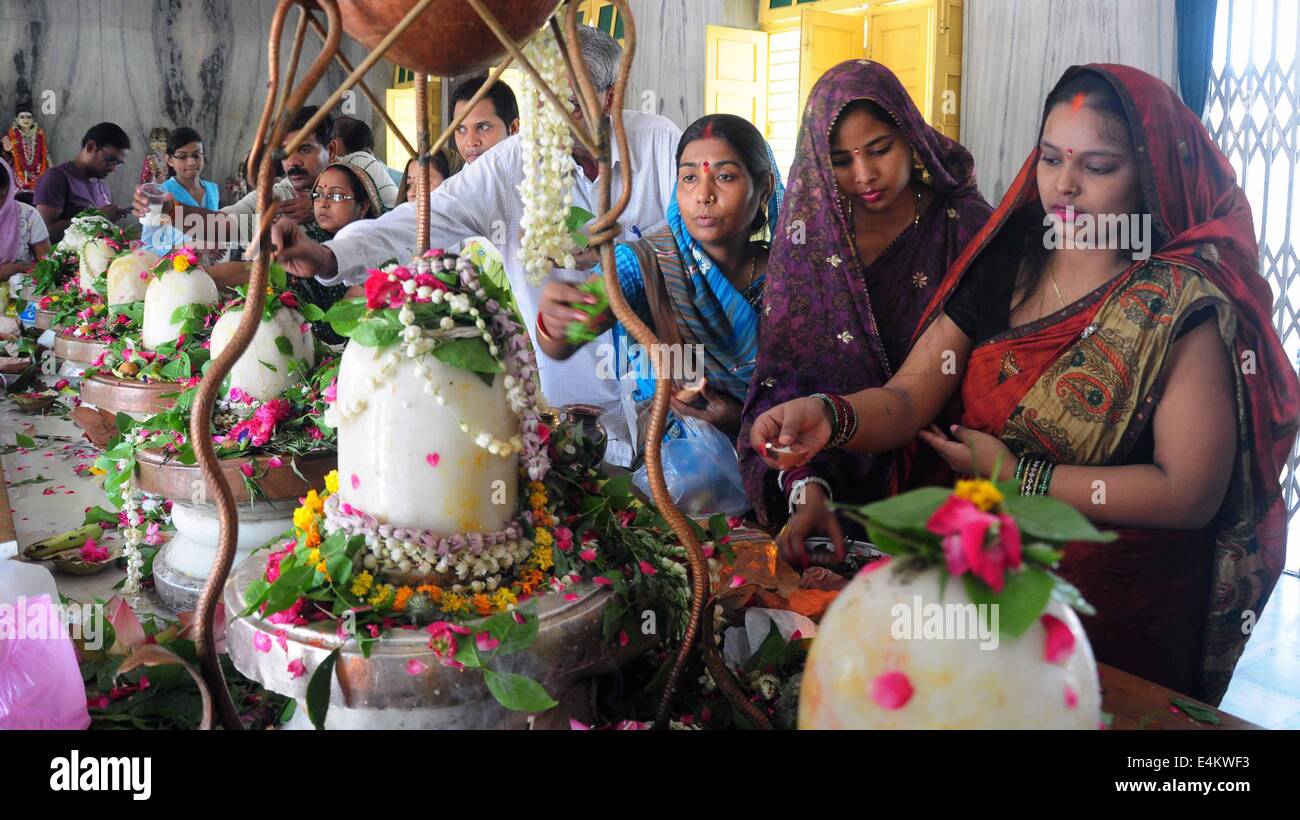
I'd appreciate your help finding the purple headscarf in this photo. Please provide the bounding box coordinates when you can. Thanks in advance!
[0,157,23,264]
[738,59,993,525]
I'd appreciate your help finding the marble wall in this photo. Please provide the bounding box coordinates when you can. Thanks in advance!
[961,0,1180,203]
[0,0,394,209]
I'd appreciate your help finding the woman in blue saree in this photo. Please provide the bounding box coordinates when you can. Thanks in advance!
[536,113,783,445]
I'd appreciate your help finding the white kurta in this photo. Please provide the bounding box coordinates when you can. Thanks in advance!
[320,110,682,460]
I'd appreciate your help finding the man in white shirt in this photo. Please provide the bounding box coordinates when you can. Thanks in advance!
[274,27,682,464]
[331,116,400,209]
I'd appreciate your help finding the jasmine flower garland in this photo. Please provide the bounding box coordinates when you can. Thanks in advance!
[517,31,577,284]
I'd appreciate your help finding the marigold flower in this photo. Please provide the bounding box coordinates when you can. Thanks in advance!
[292,505,315,532]
[324,470,340,494]
[472,593,493,616]
[954,478,1004,512]
[350,570,374,598]
[303,489,325,514]
[393,586,414,612]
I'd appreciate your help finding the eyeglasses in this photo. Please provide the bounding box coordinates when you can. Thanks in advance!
[309,191,356,203]
[101,152,126,168]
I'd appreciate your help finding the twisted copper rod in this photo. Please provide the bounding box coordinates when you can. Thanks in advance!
[279,0,438,159]
[276,7,311,124]
[192,0,343,731]
[462,0,600,159]
[562,0,767,729]
[306,14,418,160]
[415,72,430,254]
[422,55,516,163]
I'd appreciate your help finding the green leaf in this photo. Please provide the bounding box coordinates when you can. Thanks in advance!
[482,669,558,713]
[856,487,952,533]
[242,579,271,611]
[274,336,294,356]
[707,513,729,544]
[324,298,366,337]
[1001,494,1118,544]
[300,302,325,322]
[83,506,120,527]
[15,433,36,448]
[269,262,288,292]
[258,359,278,373]
[602,473,633,501]
[432,337,503,374]
[1023,542,1065,565]
[480,610,540,656]
[744,622,787,674]
[453,635,483,669]
[1170,697,1221,725]
[262,565,312,617]
[962,566,1055,640]
[306,648,341,730]
[566,206,595,248]
[1047,571,1096,617]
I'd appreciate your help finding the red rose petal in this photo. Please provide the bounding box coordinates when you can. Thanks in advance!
[351,473,360,489]
[871,671,914,710]
[426,452,440,468]
[1041,613,1075,664]
[1065,685,1078,709]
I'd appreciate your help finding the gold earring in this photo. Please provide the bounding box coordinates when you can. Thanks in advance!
[913,153,932,186]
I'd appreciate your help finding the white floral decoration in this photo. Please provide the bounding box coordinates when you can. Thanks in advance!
[516,31,577,284]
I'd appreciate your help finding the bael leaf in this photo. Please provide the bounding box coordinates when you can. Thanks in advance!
[480,610,540,656]
[1002,494,1118,544]
[855,487,952,533]
[432,337,503,374]
[962,565,1055,639]
[83,506,120,527]
[483,669,559,712]
[566,206,595,248]
[274,336,294,356]
[1170,697,1221,725]
[306,647,341,730]
[299,302,325,322]
[15,432,36,448]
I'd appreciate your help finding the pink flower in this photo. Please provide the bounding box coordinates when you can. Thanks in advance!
[143,522,163,546]
[53,379,70,391]
[406,659,429,676]
[638,560,657,577]
[367,624,380,639]
[475,632,500,652]
[265,597,305,625]
[536,423,551,444]
[322,380,337,404]
[426,452,440,468]
[364,273,404,309]
[264,543,294,583]
[275,629,288,651]
[569,718,591,730]
[511,611,525,625]
[593,576,612,586]
[267,456,283,468]
[618,630,628,647]
[727,516,743,529]
[351,474,360,490]
[616,510,635,527]
[563,593,579,601]
[308,426,324,440]
[287,659,306,679]
[579,548,597,562]
[871,671,914,710]
[552,526,574,552]
[278,292,299,309]
[926,496,1022,593]
[253,632,272,653]
[1064,685,1078,710]
[80,538,110,563]
[1041,614,1075,664]
[87,695,110,710]
[239,462,255,478]
[728,575,746,589]
[426,621,471,668]
[856,556,891,577]
[615,720,649,730]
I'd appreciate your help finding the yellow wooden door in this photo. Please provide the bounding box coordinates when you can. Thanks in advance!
[797,9,864,115]
[933,0,964,139]
[866,0,935,122]
[704,25,769,132]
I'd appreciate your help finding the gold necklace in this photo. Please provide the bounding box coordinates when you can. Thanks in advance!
[1048,262,1067,309]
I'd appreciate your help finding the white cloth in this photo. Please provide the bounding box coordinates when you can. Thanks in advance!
[338,150,399,210]
[13,202,49,263]
[220,177,298,247]
[321,110,683,457]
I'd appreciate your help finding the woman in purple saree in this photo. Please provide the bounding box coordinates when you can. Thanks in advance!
[738,60,992,553]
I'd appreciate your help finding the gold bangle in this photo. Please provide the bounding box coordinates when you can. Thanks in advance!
[536,310,559,343]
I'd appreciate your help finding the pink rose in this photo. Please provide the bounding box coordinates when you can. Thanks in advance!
[926,496,1022,594]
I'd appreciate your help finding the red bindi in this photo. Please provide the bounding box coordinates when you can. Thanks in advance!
[1065,148,1074,158]
[702,161,710,172]
[1070,92,1086,112]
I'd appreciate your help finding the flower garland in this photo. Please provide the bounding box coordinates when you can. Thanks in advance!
[517,31,577,284]
[120,482,146,595]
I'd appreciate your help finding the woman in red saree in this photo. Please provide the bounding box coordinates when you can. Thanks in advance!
[749,64,1299,704]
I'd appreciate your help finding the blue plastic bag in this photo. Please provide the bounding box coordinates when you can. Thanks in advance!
[632,416,748,516]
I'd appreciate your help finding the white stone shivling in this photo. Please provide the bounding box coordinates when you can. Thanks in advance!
[210,305,316,402]
[333,340,519,537]
[105,249,161,306]
[78,237,115,292]
[141,267,219,350]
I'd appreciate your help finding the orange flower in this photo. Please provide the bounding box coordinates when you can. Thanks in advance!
[472,593,493,616]
[305,523,322,548]
[393,585,414,612]
[416,583,443,602]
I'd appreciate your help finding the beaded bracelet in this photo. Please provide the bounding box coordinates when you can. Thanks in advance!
[1016,456,1055,496]
[812,392,858,449]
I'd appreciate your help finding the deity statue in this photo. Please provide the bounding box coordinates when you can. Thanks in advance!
[1,101,51,200]
[140,126,170,185]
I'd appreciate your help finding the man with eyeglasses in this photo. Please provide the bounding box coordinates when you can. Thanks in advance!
[34,122,130,243]
[132,106,335,256]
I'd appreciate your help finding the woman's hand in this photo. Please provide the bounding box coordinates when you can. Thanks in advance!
[538,276,613,346]
[669,377,742,435]
[750,396,831,469]
[776,482,844,571]
[917,423,1016,480]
